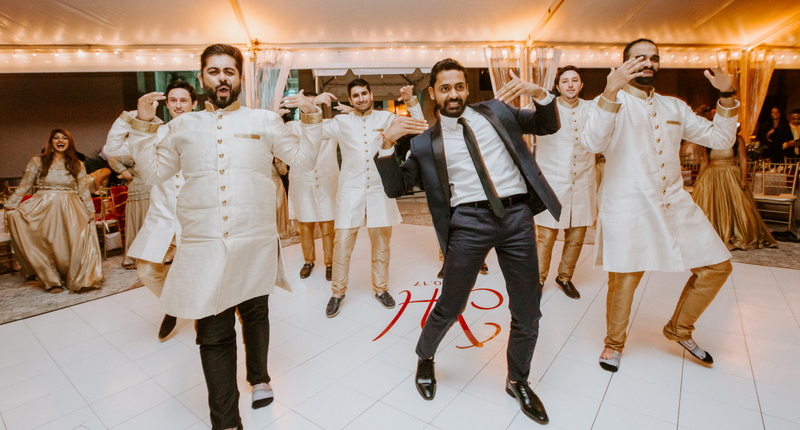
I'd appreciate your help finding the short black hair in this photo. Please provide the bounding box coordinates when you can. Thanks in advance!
[789,108,800,116]
[165,81,198,103]
[430,58,467,88]
[555,65,582,83]
[347,78,371,97]
[623,38,657,61]
[200,44,243,75]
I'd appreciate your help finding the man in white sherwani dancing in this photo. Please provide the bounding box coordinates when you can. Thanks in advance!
[534,65,597,299]
[321,79,424,318]
[581,39,739,372]
[127,44,322,430]
[104,80,198,340]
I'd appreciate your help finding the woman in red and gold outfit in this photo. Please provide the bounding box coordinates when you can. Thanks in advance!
[5,129,103,292]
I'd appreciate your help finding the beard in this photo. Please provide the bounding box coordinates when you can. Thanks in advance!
[634,67,658,86]
[438,97,467,118]
[204,81,241,109]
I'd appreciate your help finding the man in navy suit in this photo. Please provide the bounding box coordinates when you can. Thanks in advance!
[374,58,561,425]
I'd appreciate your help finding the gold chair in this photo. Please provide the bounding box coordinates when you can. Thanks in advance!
[753,163,798,231]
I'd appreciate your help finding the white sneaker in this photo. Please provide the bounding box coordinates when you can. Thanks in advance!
[251,382,274,409]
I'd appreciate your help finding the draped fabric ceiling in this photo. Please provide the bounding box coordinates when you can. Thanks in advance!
[1,0,799,74]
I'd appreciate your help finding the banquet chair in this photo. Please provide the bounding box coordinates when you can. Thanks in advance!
[753,163,798,231]
[94,188,121,260]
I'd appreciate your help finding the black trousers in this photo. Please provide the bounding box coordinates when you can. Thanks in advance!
[416,203,542,382]
[196,294,271,430]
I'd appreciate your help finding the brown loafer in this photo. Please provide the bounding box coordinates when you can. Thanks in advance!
[300,262,315,279]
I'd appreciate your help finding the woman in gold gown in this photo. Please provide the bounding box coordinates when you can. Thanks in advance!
[5,129,103,292]
[108,156,152,269]
[693,136,777,250]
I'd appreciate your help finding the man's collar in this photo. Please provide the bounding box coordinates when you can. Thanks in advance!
[205,100,241,113]
[353,107,373,117]
[440,106,475,131]
[557,97,581,109]
[623,84,655,100]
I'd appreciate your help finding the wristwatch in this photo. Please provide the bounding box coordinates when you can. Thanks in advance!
[720,89,736,98]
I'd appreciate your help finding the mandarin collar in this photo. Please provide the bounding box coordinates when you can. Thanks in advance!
[557,97,581,109]
[353,107,373,117]
[623,84,655,100]
[205,100,241,113]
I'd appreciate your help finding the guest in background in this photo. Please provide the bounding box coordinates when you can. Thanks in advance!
[757,106,790,162]
[4,129,103,293]
[693,128,777,250]
[108,155,153,269]
[779,108,800,161]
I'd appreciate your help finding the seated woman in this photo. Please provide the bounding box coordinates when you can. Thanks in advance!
[108,155,152,269]
[4,129,103,292]
[693,132,777,250]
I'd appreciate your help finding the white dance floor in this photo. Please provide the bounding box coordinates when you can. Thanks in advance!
[1,223,799,430]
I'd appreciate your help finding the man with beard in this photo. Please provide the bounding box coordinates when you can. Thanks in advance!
[103,80,198,340]
[581,39,739,372]
[127,44,321,430]
[375,58,561,425]
[320,79,425,318]
[532,65,597,299]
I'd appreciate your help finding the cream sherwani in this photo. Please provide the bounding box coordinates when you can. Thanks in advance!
[534,98,597,229]
[582,85,738,273]
[104,112,184,265]
[287,121,338,222]
[128,101,322,319]
[323,99,423,228]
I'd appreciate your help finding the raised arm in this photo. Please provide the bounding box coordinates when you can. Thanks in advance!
[272,91,323,170]
[127,92,181,184]
[399,85,425,121]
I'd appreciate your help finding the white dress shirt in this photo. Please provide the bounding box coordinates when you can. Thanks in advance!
[323,98,423,229]
[127,101,322,319]
[534,98,596,229]
[439,107,528,206]
[582,85,739,272]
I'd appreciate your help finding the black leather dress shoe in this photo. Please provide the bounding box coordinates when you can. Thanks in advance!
[300,262,315,279]
[555,279,580,299]
[158,315,177,340]
[375,292,396,308]
[415,358,436,400]
[326,294,344,318]
[506,379,548,424]
[326,266,332,281]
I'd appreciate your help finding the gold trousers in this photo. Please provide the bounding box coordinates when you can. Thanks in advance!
[536,225,587,283]
[604,260,732,351]
[136,241,177,298]
[298,220,334,266]
[331,226,391,295]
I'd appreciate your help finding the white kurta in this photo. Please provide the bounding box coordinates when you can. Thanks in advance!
[323,99,423,229]
[103,113,183,264]
[581,85,738,273]
[128,101,322,319]
[534,98,597,229]
[287,121,338,222]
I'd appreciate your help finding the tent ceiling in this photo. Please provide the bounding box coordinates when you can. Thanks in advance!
[1,0,799,73]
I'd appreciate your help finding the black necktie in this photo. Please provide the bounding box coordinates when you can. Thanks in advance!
[458,117,505,218]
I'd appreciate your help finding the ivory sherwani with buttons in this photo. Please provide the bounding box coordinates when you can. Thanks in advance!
[128,101,322,319]
[323,98,423,296]
[104,112,184,296]
[534,98,596,286]
[582,84,738,351]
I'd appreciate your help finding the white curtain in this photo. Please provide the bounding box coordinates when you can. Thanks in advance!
[244,49,293,111]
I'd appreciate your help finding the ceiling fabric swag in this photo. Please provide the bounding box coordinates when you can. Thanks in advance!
[245,49,293,111]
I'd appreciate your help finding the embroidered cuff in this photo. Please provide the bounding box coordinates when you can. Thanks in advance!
[715,99,739,118]
[405,96,419,108]
[300,108,323,125]
[597,95,622,113]
[534,90,552,103]
[129,117,161,134]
